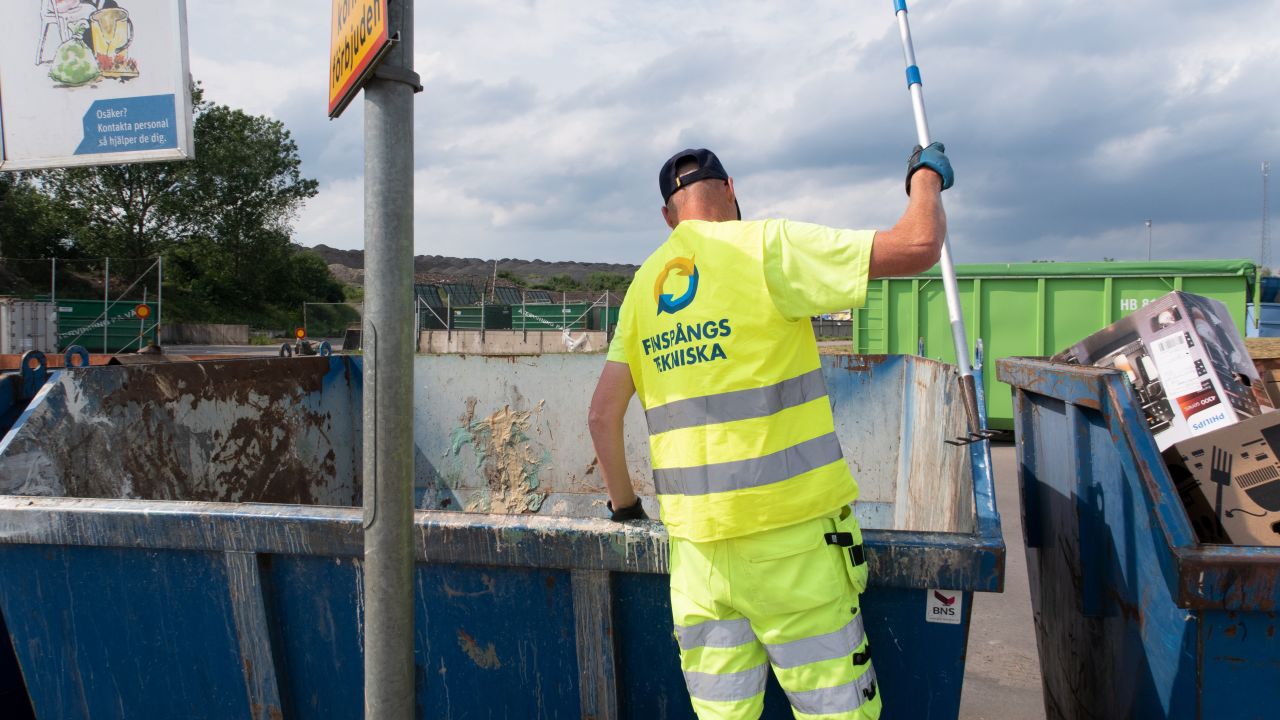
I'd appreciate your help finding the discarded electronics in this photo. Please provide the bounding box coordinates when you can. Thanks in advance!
[1056,290,1279,547]
[1164,412,1280,545]
[1053,291,1272,452]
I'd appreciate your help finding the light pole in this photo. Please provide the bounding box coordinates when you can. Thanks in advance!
[1145,219,1153,261]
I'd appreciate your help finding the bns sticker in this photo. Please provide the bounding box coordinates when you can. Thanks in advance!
[654,256,698,315]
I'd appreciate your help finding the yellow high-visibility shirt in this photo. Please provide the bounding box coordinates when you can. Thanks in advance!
[607,219,875,541]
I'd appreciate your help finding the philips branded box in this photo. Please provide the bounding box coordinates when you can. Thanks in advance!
[1164,411,1280,546]
[1053,292,1273,452]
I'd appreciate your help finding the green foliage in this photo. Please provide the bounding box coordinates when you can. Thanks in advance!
[0,173,72,260]
[496,270,525,287]
[530,273,584,291]
[583,271,630,291]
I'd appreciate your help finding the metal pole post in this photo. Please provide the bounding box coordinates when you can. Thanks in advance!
[363,1,417,717]
[1146,219,1153,260]
[103,258,109,353]
[51,258,56,305]
[139,286,147,350]
[157,256,163,347]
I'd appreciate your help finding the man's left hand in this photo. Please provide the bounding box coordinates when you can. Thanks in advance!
[906,142,954,195]
[608,498,649,522]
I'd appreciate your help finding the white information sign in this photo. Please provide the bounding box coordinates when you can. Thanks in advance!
[926,588,963,625]
[0,0,194,171]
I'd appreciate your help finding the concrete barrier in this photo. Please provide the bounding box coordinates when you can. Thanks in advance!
[418,329,608,354]
[160,323,250,345]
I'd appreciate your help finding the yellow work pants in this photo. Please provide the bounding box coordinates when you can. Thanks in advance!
[669,506,879,720]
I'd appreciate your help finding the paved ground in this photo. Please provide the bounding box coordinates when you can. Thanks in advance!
[958,442,1046,719]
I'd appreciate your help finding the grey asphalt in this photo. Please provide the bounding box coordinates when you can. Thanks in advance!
[959,442,1046,719]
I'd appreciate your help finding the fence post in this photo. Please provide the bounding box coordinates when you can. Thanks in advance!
[103,258,109,353]
[51,258,56,307]
[157,256,163,347]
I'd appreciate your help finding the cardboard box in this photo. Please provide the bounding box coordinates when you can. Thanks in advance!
[1053,292,1272,451]
[1163,411,1280,545]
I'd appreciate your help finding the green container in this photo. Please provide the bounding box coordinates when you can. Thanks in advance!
[449,306,513,330]
[512,304,591,331]
[851,259,1258,430]
[53,298,158,353]
[587,306,620,331]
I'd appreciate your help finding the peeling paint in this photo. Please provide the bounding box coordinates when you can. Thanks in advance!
[450,404,550,515]
[456,629,501,670]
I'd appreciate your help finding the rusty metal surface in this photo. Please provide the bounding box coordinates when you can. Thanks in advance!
[0,356,362,505]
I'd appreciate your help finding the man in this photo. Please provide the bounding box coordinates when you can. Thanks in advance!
[588,145,951,719]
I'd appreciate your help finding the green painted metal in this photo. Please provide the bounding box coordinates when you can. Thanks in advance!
[587,306,620,331]
[52,298,157,353]
[851,259,1258,429]
[449,306,512,330]
[512,303,591,331]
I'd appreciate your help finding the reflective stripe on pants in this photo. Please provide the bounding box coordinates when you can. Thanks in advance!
[669,510,881,720]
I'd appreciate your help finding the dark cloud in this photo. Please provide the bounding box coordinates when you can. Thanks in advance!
[190,1,1279,267]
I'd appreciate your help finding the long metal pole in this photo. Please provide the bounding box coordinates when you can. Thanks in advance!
[103,258,109,353]
[51,258,56,306]
[157,256,163,346]
[893,0,981,436]
[363,0,416,717]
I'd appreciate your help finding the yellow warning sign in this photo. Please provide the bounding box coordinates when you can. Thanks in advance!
[329,0,391,118]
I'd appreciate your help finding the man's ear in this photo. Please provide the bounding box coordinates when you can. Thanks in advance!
[661,205,677,229]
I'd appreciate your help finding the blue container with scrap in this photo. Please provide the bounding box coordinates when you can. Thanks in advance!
[998,354,1280,719]
[0,352,1003,718]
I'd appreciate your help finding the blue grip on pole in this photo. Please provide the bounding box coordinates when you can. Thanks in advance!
[906,65,922,87]
[894,0,908,12]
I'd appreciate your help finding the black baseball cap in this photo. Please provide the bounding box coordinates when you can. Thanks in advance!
[659,148,730,204]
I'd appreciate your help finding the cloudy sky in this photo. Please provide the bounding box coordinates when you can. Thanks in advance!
[187,0,1280,266]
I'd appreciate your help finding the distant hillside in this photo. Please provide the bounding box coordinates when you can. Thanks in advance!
[306,245,638,286]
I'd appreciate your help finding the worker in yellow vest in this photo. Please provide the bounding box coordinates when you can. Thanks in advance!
[588,146,951,719]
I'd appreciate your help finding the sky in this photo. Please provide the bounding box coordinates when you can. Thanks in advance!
[187,0,1280,267]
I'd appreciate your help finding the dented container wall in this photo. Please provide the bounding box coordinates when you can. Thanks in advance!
[412,353,973,533]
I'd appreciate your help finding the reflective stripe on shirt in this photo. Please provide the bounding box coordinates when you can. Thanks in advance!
[645,368,828,435]
[653,432,844,496]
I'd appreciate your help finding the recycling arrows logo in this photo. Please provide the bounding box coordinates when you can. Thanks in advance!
[654,256,699,316]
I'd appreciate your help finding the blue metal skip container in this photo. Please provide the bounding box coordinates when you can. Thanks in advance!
[998,357,1280,720]
[0,353,1003,719]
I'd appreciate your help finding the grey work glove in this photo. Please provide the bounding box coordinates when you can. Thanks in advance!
[906,142,954,195]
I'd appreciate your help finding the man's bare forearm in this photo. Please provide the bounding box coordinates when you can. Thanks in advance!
[588,361,639,510]
[590,419,637,509]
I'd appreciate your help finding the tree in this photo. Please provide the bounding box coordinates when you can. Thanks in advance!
[42,160,187,266]
[531,273,583,292]
[584,271,631,292]
[0,173,71,259]
[177,103,319,305]
[496,270,526,287]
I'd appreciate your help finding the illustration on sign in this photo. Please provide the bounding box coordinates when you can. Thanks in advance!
[0,0,192,171]
[38,1,141,88]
